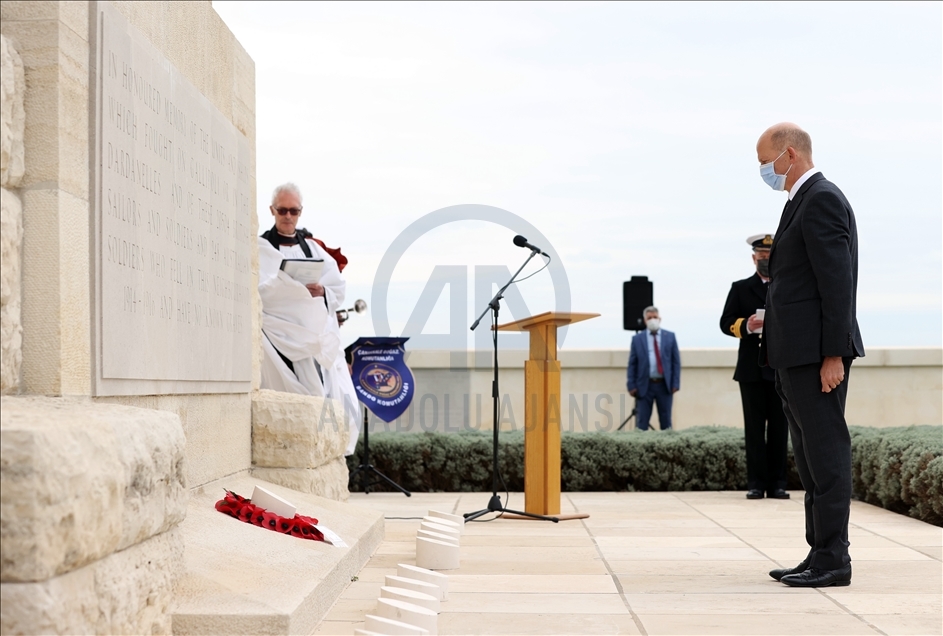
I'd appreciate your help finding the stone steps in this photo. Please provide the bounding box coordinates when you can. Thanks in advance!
[173,475,384,635]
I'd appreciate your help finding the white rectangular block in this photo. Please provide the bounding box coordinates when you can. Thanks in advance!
[417,529,459,546]
[250,485,296,519]
[420,521,460,540]
[363,614,430,635]
[396,564,449,599]
[375,598,437,635]
[415,537,460,571]
[421,516,461,532]
[380,586,440,613]
[384,575,444,602]
[427,510,464,533]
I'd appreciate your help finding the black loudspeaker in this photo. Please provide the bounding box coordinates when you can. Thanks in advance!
[623,276,653,331]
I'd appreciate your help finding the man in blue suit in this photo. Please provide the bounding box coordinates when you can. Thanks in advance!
[627,306,682,430]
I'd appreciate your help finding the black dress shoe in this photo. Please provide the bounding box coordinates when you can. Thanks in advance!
[768,489,791,499]
[746,489,764,499]
[781,565,852,588]
[769,559,809,581]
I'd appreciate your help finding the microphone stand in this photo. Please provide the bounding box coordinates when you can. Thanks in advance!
[464,248,559,523]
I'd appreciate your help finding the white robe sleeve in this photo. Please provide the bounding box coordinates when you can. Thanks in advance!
[320,354,362,455]
[306,239,346,313]
[257,237,359,454]
[258,238,340,394]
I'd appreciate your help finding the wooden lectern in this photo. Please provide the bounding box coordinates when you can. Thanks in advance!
[496,311,599,515]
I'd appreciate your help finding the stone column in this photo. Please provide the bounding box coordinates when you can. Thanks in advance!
[0,34,25,394]
[0,0,257,488]
[0,2,93,396]
[0,20,189,636]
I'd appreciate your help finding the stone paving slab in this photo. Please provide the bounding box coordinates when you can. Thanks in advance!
[315,491,943,636]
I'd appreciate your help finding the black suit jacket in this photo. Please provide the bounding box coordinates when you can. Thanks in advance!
[763,173,865,370]
[720,273,774,382]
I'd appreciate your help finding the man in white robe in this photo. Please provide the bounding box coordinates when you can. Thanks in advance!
[258,182,360,455]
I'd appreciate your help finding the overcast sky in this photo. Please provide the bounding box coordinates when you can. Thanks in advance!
[214,1,941,352]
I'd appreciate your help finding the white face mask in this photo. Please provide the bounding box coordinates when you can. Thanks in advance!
[646,318,661,332]
[759,148,791,191]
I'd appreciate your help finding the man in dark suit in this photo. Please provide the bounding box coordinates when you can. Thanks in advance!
[626,306,681,430]
[756,123,865,589]
[720,234,789,501]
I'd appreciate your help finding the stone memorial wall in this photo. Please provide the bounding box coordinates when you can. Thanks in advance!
[94,3,252,394]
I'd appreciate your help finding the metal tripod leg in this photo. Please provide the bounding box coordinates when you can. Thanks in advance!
[348,406,410,496]
[464,493,559,522]
[617,396,639,431]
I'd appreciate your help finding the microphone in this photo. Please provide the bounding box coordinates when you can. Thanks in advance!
[513,235,548,257]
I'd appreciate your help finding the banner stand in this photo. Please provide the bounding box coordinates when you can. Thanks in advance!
[349,405,410,496]
[346,337,414,497]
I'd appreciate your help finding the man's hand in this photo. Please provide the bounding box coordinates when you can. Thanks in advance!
[306,283,325,298]
[671,388,679,394]
[629,389,638,397]
[747,313,764,332]
[820,356,844,393]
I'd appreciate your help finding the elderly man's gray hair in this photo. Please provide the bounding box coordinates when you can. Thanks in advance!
[643,305,659,318]
[271,182,303,206]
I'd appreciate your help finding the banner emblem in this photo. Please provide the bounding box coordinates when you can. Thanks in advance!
[360,363,403,398]
[348,337,414,422]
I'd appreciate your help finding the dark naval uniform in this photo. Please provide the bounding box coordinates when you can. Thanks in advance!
[720,235,789,499]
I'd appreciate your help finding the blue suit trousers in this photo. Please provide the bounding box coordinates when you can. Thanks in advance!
[636,381,673,430]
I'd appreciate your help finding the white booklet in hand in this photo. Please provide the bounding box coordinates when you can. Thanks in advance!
[280,258,324,285]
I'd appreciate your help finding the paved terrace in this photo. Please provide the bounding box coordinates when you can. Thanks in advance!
[316,491,942,636]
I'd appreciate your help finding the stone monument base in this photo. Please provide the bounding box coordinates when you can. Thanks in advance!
[0,396,189,635]
[172,474,384,635]
[1,529,183,635]
[251,389,353,502]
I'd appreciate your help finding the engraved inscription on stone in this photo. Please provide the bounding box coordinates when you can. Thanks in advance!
[99,9,251,382]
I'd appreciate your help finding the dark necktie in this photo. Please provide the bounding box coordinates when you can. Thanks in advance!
[653,333,664,375]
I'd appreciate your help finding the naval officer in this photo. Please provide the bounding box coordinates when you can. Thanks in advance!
[720,234,789,500]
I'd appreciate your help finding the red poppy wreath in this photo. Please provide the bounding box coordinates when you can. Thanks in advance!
[215,489,325,541]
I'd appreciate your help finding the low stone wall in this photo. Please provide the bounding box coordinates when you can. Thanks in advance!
[251,389,351,501]
[386,347,943,433]
[0,396,188,634]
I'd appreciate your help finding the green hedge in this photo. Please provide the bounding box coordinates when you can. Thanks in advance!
[850,426,943,526]
[348,426,800,492]
[346,426,942,526]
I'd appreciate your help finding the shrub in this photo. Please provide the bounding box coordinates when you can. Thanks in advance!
[850,426,943,526]
[347,426,790,492]
[559,427,753,491]
[346,425,942,526]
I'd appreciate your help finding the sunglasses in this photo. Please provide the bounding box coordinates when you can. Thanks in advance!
[273,207,302,216]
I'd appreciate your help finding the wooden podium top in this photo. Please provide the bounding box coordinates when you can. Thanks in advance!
[495,311,600,332]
